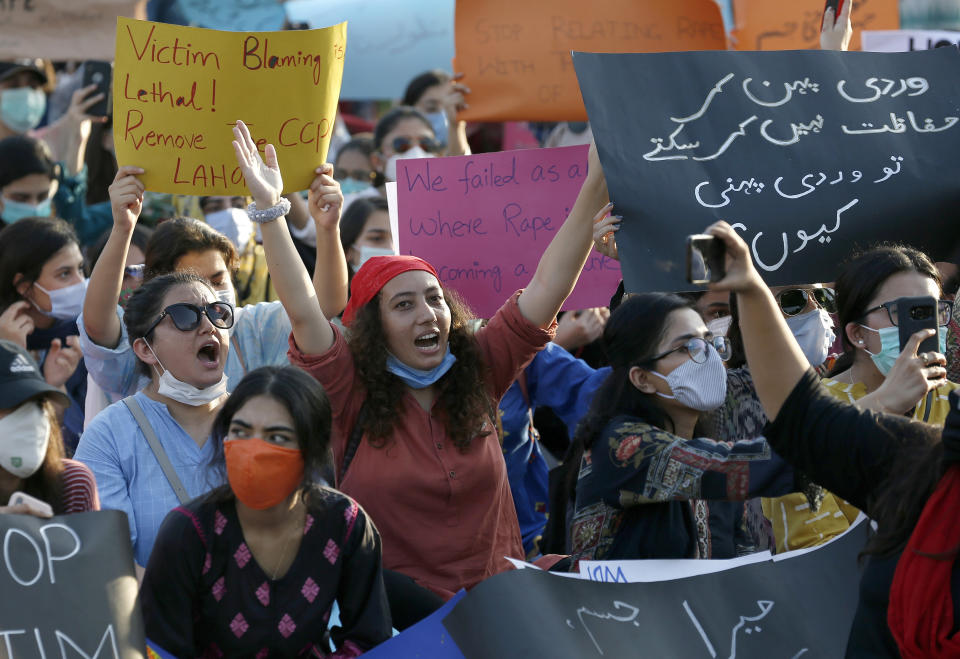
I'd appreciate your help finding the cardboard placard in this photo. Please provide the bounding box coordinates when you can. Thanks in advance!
[443,519,867,658]
[113,17,345,195]
[732,0,900,51]
[0,511,144,659]
[574,47,960,293]
[0,0,146,60]
[285,0,455,100]
[453,0,726,122]
[861,28,960,51]
[395,146,622,318]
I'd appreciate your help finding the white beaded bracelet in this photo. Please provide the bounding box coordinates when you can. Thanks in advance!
[246,197,292,224]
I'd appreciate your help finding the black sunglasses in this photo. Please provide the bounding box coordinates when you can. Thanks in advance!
[392,136,442,155]
[776,287,837,317]
[862,298,953,328]
[648,335,732,364]
[145,302,234,337]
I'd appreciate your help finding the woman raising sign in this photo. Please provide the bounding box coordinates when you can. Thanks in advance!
[230,120,609,626]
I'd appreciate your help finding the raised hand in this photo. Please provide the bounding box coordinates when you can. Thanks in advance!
[443,73,471,120]
[308,164,343,232]
[870,330,947,414]
[43,335,82,388]
[231,120,282,209]
[108,166,145,231]
[555,306,610,351]
[820,0,853,51]
[706,220,765,294]
[0,301,35,348]
[592,207,620,260]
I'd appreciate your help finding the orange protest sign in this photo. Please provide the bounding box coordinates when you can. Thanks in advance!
[732,0,900,51]
[453,0,726,122]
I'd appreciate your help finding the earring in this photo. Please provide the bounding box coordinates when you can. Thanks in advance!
[857,340,864,344]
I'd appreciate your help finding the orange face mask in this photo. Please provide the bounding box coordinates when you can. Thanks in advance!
[224,438,305,510]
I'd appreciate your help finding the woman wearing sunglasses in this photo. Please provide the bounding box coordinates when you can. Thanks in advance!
[371,107,443,185]
[75,272,234,568]
[568,292,799,561]
[710,220,956,659]
[77,166,347,408]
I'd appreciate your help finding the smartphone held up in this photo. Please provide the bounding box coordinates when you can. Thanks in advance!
[686,234,726,285]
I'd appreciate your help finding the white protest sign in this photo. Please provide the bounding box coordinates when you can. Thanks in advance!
[862,29,960,51]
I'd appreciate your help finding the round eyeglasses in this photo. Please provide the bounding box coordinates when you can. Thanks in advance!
[648,335,731,364]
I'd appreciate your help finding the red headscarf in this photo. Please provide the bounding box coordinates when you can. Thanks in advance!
[341,255,440,327]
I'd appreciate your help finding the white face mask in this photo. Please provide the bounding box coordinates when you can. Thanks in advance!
[649,345,728,412]
[215,286,236,309]
[384,146,434,182]
[0,402,50,478]
[351,245,397,273]
[33,278,88,321]
[784,308,836,368]
[705,315,733,337]
[144,339,228,406]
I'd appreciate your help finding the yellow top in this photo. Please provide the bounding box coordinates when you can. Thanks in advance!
[762,377,958,553]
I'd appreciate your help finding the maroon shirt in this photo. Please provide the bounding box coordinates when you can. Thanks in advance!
[289,291,554,598]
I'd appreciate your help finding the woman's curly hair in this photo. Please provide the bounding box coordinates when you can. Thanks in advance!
[347,286,494,451]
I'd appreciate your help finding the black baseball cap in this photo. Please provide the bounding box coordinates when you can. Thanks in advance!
[0,60,47,87]
[0,340,68,409]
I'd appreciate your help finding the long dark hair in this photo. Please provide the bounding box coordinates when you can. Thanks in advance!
[827,244,940,377]
[16,397,67,514]
[347,286,491,451]
[0,135,58,190]
[123,272,217,376]
[0,217,79,310]
[207,366,333,505]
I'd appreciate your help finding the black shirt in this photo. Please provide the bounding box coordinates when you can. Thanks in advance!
[765,369,960,657]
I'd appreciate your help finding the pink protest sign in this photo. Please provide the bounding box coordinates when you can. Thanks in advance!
[396,145,622,319]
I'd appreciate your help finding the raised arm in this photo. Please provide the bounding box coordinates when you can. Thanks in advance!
[517,143,610,329]
[231,120,336,354]
[82,166,145,348]
[706,221,810,420]
[309,165,349,319]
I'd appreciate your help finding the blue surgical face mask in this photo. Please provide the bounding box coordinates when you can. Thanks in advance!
[385,348,457,389]
[340,178,373,196]
[0,87,47,134]
[1,196,51,224]
[859,324,946,375]
[425,111,449,148]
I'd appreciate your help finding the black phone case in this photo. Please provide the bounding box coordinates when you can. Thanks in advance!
[81,61,112,118]
[896,295,939,354]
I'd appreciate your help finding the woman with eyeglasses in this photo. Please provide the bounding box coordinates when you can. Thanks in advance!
[372,107,443,185]
[824,244,955,418]
[75,272,234,568]
[568,292,799,561]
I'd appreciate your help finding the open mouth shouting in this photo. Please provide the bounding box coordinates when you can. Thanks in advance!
[414,330,441,354]
[197,339,221,369]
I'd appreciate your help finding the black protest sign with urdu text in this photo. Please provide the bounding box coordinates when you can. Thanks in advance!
[573,47,960,292]
[442,520,867,658]
[0,511,144,659]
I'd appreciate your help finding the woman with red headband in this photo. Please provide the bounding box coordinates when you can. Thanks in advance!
[231,120,609,627]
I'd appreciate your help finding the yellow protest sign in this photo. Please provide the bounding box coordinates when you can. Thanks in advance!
[113,17,345,195]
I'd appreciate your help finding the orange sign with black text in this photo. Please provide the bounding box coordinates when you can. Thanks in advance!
[454,0,727,122]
